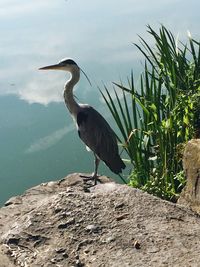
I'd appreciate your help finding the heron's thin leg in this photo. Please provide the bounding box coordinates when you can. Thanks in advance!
[92,154,100,184]
[80,154,100,185]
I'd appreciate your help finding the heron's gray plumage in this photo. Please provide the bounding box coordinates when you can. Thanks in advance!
[77,105,125,174]
[39,58,125,183]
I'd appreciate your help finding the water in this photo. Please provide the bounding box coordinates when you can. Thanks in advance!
[0,0,199,205]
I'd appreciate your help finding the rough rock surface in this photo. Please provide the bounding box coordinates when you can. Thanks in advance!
[178,139,200,213]
[0,173,200,267]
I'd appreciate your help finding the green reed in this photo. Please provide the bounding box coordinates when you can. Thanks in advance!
[101,25,200,201]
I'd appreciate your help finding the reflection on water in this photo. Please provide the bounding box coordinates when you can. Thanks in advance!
[0,0,200,205]
[25,125,74,153]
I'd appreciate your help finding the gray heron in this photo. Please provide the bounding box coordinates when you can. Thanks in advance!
[39,58,125,184]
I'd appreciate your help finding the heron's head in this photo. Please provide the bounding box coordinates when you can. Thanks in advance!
[39,58,92,85]
[39,58,79,73]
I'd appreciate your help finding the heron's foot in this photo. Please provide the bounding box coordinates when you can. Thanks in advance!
[80,173,101,185]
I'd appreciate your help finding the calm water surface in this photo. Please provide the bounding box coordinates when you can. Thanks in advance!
[0,0,200,205]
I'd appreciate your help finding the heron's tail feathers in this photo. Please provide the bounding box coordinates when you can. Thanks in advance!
[105,155,126,174]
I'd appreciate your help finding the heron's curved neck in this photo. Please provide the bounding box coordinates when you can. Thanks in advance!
[64,69,80,117]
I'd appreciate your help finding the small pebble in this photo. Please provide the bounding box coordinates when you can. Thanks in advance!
[134,240,141,249]
[85,224,100,233]
[114,203,125,209]
[58,218,75,229]
[116,213,129,221]
[55,247,66,254]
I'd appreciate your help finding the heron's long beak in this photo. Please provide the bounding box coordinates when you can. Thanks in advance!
[39,63,92,86]
[39,64,61,70]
